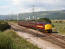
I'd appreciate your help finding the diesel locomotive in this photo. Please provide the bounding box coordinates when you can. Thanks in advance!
[18,21,52,33]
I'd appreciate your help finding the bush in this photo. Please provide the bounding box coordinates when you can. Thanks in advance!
[37,18,51,23]
[0,21,11,31]
[0,34,14,49]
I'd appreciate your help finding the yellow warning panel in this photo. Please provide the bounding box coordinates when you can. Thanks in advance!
[45,24,52,30]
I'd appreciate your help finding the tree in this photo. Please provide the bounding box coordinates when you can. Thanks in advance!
[37,18,51,23]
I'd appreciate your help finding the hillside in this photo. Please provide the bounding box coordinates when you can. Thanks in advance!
[0,10,65,20]
[19,10,65,20]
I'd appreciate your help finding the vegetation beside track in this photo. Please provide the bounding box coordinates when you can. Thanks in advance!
[0,21,40,49]
[52,22,65,35]
[0,30,41,49]
[0,21,11,31]
[37,18,51,23]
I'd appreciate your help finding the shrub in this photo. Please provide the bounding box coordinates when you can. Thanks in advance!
[37,18,51,23]
[0,21,11,31]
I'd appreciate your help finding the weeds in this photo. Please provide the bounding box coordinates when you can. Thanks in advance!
[0,33,14,49]
[0,30,40,49]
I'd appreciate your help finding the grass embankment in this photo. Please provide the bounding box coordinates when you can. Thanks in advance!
[0,30,41,49]
[8,20,17,23]
[52,22,65,35]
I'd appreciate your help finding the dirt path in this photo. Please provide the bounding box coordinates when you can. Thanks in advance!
[15,31,63,49]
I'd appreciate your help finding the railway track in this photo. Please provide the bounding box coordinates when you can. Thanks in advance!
[9,23,65,49]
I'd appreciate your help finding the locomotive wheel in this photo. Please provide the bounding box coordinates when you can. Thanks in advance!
[44,30,48,33]
[45,30,52,33]
[48,30,52,33]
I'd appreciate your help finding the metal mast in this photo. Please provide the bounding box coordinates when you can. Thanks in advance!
[17,13,19,23]
[32,0,35,20]
[32,4,35,20]
[32,0,40,20]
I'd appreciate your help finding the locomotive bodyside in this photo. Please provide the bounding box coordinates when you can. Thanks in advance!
[18,21,52,33]
[36,22,52,33]
[18,21,37,28]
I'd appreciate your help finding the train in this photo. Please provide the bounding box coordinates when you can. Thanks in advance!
[18,21,52,33]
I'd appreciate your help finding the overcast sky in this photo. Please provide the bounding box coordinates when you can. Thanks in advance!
[0,0,65,15]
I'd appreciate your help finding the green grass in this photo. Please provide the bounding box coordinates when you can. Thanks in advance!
[7,20,17,23]
[0,30,41,49]
[52,22,65,35]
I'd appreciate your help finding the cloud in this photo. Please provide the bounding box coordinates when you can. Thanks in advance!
[12,0,21,5]
[12,0,33,6]
[20,7,47,13]
[0,0,65,15]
